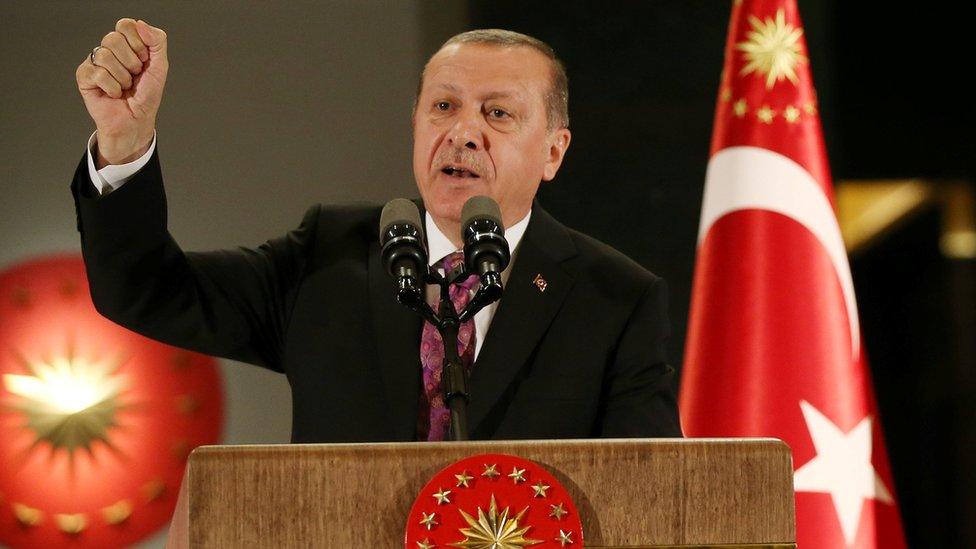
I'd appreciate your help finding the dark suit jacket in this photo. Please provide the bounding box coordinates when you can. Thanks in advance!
[71,148,681,442]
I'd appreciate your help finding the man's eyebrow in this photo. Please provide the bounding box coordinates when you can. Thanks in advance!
[484,90,522,102]
[432,83,523,102]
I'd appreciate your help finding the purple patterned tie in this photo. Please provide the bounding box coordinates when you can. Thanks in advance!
[417,251,480,441]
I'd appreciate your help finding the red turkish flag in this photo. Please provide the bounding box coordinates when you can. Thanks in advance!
[679,1,906,548]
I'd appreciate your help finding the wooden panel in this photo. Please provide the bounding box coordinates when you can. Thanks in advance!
[175,438,794,547]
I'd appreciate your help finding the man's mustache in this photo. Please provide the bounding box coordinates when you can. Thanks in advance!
[434,148,488,178]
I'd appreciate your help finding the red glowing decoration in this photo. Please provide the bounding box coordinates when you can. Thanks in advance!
[0,255,224,548]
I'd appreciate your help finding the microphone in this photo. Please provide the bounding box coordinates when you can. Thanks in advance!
[456,197,510,323]
[460,196,511,277]
[379,199,428,310]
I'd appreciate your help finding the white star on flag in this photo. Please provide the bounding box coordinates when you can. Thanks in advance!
[793,400,894,547]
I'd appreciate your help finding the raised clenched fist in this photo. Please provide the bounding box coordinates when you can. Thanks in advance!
[76,18,168,167]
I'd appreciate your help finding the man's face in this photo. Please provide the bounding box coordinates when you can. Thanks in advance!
[412,43,571,233]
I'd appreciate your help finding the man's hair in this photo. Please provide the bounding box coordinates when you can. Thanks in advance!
[415,29,570,130]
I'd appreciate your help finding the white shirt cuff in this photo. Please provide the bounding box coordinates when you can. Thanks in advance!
[86,130,157,195]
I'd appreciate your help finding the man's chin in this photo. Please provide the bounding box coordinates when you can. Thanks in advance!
[422,189,485,223]
[423,198,463,225]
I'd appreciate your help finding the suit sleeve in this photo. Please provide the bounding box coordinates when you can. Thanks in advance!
[70,147,317,372]
[599,276,683,437]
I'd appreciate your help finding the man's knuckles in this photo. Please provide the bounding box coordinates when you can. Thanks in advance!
[91,46,116,66]
[99,32,141,71]
[91,50,133,87]
[115,18,137,33]
[116,18,150,61]
[90,67,122,97]
[100,31,124,48]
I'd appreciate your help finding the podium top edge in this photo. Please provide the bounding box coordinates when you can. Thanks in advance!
[190,437,790,457]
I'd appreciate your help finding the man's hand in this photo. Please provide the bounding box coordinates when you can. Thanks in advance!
[76,19,168,168]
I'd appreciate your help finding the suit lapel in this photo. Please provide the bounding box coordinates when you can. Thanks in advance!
[466,205,578,435]
[367,239,423,441]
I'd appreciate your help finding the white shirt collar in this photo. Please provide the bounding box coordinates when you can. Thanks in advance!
[425,209,531,268]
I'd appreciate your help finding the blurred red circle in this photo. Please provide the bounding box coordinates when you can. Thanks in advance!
[0,255,224,548]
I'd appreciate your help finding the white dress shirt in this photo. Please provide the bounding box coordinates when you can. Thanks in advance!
[423,211,529,361]
[84,132,530,361]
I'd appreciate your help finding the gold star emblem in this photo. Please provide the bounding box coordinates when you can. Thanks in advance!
[783,105,801,123]
[417,539,436,549]
[803,101,817,115]
[420,512,438,530]
[482,464,500,478]
[55,513,87,534]
[720,87,732,102]
[736,8,807,89]
[531,481,550,498]
[733,98,748,118]
[556,530,575,546]
[433,488,452,505]
[141,479,166,503]
[13,503,43,527]
[3,348,130,455]
[176,394,200,415]
[449,495,542,548]
[101,499,132,525]
[508,467,526,484]
[455,471,474,488]
[756,105,776,124]
[59,279,79,299]
[549,502,568,520]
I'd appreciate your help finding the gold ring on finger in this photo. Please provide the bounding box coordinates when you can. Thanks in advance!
[89,46,105,66]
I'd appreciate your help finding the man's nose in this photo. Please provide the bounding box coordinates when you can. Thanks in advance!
[447,112,484,151]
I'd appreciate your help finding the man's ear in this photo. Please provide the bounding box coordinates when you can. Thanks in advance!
[542,128,572,182]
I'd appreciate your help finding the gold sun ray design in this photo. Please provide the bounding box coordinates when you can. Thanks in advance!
[736,8,807,89]
[2,345,130,455]
[449,494,542,548]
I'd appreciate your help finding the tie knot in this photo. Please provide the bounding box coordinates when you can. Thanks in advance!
[441,251,465,274]
[441,251,479,291]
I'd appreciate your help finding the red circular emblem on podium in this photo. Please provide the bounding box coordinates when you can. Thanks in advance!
[0,255,224,548]
[405,453,583,548]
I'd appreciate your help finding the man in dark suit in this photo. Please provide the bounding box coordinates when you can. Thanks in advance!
[73,20,681,442]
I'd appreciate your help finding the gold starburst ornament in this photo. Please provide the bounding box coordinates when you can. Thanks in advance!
[450,495,541,549]
[3,350,129,454]
[736,8,807,89]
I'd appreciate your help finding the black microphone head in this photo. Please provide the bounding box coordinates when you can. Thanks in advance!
[460,195,503,233]
[379,199,427,279]
[460,196,510,274]
[380,198,425,243]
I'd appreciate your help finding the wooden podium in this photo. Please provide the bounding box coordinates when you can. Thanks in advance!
[167,438,794,548]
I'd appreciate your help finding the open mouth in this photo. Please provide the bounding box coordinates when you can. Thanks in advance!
[441,165,481,179]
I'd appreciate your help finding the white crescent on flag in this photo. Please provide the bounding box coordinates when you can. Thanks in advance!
[698,145,860,358]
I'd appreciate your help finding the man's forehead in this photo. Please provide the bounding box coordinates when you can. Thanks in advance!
[431,82,523,100]
[422,43,550,98]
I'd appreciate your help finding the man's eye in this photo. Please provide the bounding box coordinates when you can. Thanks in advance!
[488,108,509,119]
[435,101,451,111]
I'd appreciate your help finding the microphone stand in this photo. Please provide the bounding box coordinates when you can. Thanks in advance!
[397,267,503,441]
